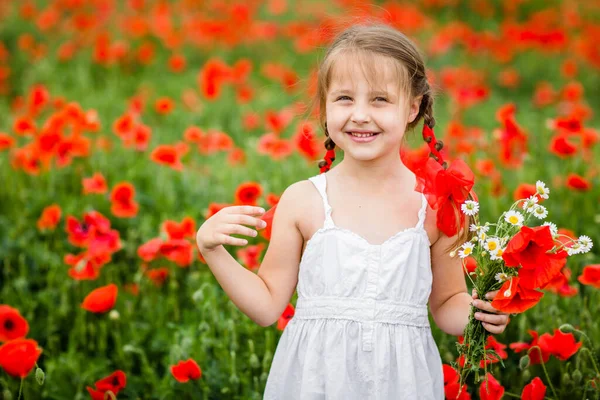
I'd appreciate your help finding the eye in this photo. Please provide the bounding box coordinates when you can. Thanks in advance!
[336,96,352,101]
[375,97,388,102]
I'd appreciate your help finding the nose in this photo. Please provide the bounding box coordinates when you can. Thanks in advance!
[350,103,371,124]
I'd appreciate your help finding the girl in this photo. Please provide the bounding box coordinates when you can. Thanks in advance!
[196,22,509,399]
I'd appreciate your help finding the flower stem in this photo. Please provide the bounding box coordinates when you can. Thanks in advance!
[530,346,558,399]
[18,378,24,400]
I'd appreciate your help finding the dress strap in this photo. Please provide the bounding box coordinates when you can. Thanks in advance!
[415,193,428,230]
[307,174,335,229]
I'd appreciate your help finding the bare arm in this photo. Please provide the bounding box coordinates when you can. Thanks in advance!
[428,232,471,336]
[429,231,510,336]
[197,182,304,327]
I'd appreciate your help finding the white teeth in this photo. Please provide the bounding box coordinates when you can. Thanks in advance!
[350,132,376,137]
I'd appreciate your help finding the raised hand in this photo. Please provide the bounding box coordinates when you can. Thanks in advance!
[196,206,267,254]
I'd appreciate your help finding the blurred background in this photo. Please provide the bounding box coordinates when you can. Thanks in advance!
[0,0,599,398]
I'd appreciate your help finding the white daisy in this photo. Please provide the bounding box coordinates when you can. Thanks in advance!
[578,235,593,253]
[567,242,583,256]
[484,237,501,253]
[470,223,479,232]
[536,180,550,199]
[461,200,479,216]
[478,231,487,245]
[542,222,558,236]
[532,205,548,219]
[458,242,475,259]
[504,210,524,226]
[495,272,510,283]
[522,195,539,213]
[490,246,505,261]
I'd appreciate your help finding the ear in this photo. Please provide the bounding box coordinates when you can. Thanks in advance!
[408,95,423,123]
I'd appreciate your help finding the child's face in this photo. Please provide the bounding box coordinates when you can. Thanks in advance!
[325,53,421,163]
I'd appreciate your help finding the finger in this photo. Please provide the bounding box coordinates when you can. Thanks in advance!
[472,289,478,299]
[228,206,266,215]
[226,214,267,229]
[485,290,499,300]
[215,233,248,246]
[223,224,258,238]
[475,312,508,325]
[473,300,499,314]
[481,322,505,334]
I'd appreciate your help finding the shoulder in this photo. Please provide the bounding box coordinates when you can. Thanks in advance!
[275,178,322,225]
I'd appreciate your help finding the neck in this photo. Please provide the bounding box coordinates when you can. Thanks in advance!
[331,155,414,194]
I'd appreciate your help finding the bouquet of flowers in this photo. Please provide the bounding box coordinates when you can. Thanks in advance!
[453,180,593,387]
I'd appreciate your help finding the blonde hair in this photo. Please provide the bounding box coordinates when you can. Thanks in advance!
[308,21,472,252]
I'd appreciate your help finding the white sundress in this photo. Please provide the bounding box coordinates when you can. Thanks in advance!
[263,173,444,400]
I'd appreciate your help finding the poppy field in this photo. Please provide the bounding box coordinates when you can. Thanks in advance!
[1,0,600,399]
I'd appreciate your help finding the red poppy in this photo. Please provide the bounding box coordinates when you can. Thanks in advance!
[227,148,247,166]
[443,363,472,400]
[538,329,582,361]
[168,54,186,73]
[198,58,231,100]
[145,267,169,286]
[83,173,108,195]
[532,81,555,107]
[479,373,504,400]
[414,157,475,237]
[150,144,184,170]
[13,115,36,136]
[0,305,29,342]
[502,225,567,289]
[159,239,194,267]
[549,134,577,157]
[155,97,174,115]
[566,173,591,191]
[578,264,600,288]
[0,132,16,151]
[110,182,139,218]
[481,336,508,366]
[234,182,263,206]
[277,303,295,330]
[37,204,62,231]
[491,277,544,313]
[543,267,578,297]
[112,113,136,140]
[162,217,196,240]
[294,122,321,161]
[464,256,477,275]
[259,205,276,241]
[81,284,118,313]
[205,202,230,219]
[0,338,42,378]
[237,244,266,272]
[521,377,546,400]
[509,330,550,365]
[171,359,202,383]
[94,370,127,393]
[183,126,204,143]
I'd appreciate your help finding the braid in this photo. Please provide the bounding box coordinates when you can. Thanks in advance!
[420,90,448,170]
[318,123,336,173]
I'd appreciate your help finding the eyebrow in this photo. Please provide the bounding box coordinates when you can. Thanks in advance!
[329,89,392,97]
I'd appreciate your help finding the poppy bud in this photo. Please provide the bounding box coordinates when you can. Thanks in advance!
[572,370,582,384]
[36,367,45,385]
[559,323,576,333]
[562,372,571,385]
[249,353,260,368]
[519,355,530,370]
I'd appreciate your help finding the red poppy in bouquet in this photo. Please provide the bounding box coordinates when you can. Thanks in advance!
[453,179,593,387]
